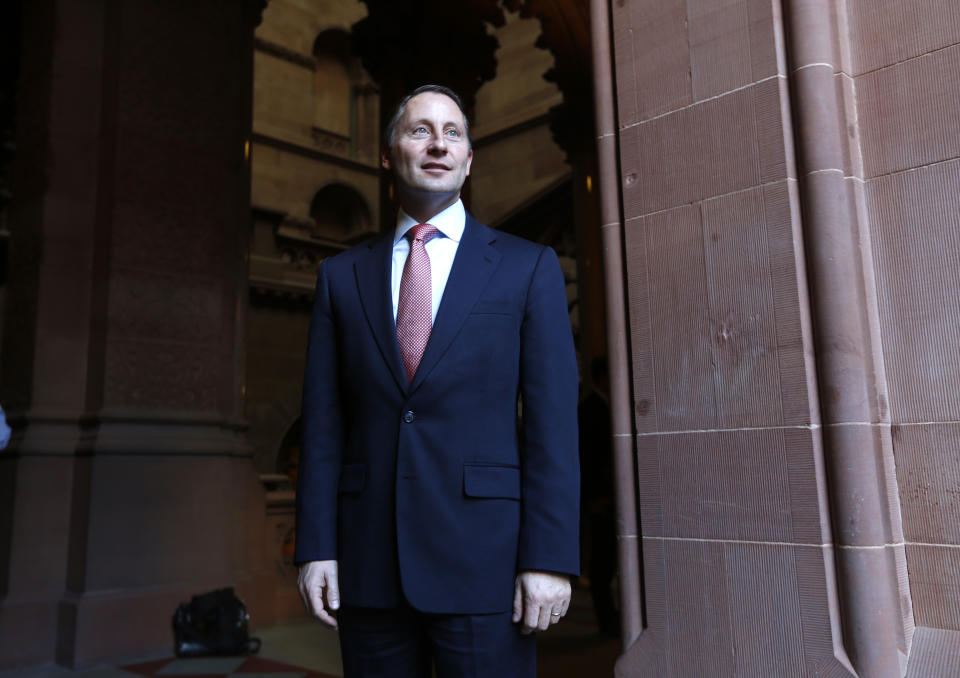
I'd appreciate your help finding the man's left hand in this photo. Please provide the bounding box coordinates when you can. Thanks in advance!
[512,570,571,634]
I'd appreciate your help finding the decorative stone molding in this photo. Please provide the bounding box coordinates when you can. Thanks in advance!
[253,37,315,70]
[276,215,350,272]
[352,0,507,116]
[250,132,380,175]
[247,212,352,299]
[310,126,350,154]
[504,0,595,159]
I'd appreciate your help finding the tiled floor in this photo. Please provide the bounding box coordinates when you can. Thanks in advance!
[0,584,619,678]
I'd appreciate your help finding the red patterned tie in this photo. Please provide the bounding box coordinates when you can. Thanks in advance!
[397,224,440,383]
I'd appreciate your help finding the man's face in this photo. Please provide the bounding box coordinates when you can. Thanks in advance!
[382,92,473,202]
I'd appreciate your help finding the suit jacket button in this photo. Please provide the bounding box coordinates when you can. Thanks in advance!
[403,410,415,423]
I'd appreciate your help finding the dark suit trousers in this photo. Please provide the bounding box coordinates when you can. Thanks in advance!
[338,604,536,678]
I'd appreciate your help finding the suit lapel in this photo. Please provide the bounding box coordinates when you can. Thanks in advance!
[354,231,408,394]
[409,215,502,394]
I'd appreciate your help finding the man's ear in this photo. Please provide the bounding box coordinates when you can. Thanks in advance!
[381,147,391,170]
[465,149,473,177]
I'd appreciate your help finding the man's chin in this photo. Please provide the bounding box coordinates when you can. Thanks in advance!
[405,183,461,199]
[415,177,459,191]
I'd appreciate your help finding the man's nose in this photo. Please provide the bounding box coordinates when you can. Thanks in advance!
[428,134,447,153]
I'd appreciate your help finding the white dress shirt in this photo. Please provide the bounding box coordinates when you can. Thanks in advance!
[391,199,465,323]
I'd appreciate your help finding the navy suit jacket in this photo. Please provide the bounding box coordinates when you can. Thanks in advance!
[294,213,580,614]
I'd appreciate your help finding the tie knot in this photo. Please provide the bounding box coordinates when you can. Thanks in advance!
[407,224,440,245]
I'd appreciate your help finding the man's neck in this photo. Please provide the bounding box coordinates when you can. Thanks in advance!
[398,191,460,224]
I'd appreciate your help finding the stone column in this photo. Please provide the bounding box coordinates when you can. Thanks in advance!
[598,0,861,673]
[0,0,268,669]
[782,1,906,675]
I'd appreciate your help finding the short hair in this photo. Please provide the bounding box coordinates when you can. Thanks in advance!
[384,84,472,150]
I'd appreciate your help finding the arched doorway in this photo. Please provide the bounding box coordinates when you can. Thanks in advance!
[310,182,373,241]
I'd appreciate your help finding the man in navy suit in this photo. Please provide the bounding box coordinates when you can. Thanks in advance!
[295,84,580,677]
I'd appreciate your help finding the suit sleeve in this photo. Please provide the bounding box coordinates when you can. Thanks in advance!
[517,246,581,575]
[294,259,343,564]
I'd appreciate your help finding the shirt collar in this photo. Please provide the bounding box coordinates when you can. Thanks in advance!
[394,199,465,245]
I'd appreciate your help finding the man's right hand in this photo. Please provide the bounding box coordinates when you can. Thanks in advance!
[297,559,340,629]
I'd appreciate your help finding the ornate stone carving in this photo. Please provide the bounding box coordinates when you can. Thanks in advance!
[247,212,350,299]
[276,215,349,271]
[352,0,508,116]
[310,126,350,154]
[502,0,595,158]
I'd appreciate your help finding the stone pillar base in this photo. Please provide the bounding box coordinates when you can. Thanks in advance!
[54,572,273,669]
[0,597,58,671]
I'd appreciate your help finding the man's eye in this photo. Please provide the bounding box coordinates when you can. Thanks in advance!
[445,129,461,137]
[413,127,428,135]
